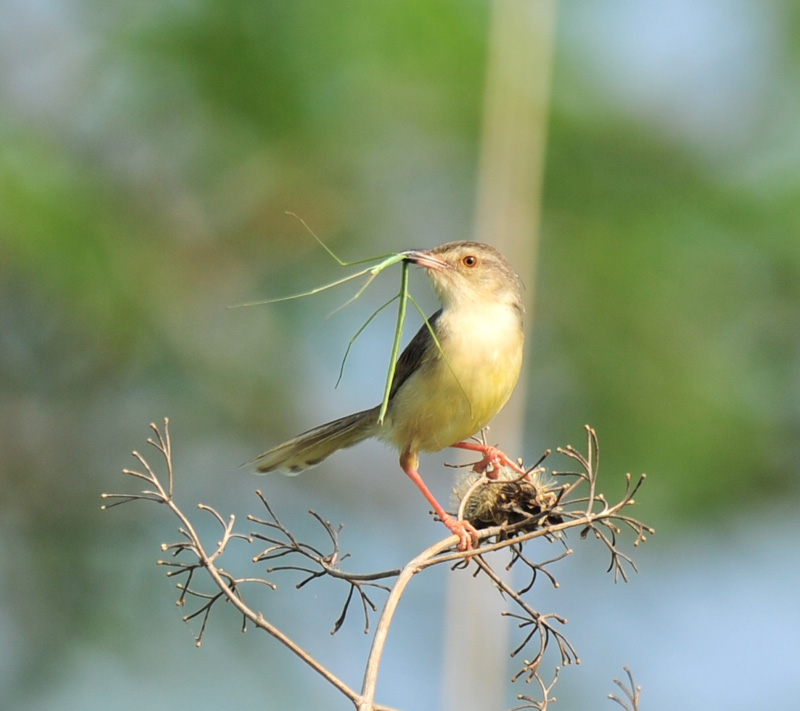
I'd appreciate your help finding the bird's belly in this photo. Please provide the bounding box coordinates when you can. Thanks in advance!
[382,325,523,453]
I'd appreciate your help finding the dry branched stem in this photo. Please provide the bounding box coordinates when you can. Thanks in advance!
[248,491,396,635]
[609,666,642,711]
[511,667,560,710]
[103,420,651,711]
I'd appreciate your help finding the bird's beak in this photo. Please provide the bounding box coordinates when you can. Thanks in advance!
[403,249,448,271]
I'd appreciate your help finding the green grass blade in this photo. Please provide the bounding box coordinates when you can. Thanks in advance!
[229,251,408,311]
[325,253,408,319]
[227,266,376,309]
[335,294,400,388]
[377,260,410,425]
[285,211,396,267]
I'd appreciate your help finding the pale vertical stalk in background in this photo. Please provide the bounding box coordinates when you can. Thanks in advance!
[443,2,557,709]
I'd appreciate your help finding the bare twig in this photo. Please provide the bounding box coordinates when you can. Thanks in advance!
[510,667,561,710]
[104,420,651,711]
[103,420,376,707]
[249,494,396,635]
[609,666,641,711]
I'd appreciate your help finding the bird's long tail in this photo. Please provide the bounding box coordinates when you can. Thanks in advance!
[251,406,381,475]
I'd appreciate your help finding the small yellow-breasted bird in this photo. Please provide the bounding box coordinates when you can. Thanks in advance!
[253,241,525,549]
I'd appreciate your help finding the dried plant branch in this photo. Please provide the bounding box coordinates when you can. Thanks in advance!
[510,667,560,710]
[102,420,376,708]
[104,420,651,711]
[474,555,578,681]
[609,666,642,711]
[248,492,396,635]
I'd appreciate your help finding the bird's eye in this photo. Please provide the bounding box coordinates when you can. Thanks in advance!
[462,255,478,267]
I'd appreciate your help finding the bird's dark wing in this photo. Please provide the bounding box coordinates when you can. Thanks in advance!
[389,309,442,399]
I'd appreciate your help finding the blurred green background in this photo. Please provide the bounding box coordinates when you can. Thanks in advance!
[2,1,799,709]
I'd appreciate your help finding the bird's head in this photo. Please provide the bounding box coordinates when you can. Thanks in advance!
[404,241,523,314]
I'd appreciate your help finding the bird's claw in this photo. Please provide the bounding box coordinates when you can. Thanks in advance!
[441,514,479,551]
[470,445,526,479]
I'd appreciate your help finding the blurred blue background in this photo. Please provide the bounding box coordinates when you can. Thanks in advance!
[2,1,799,709]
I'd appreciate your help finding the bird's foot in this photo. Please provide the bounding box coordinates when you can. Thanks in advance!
[400,457,480,552]
[440,513,479,551]
[451,441,526,480]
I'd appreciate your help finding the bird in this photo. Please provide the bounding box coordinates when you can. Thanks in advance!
[252,241,525,550]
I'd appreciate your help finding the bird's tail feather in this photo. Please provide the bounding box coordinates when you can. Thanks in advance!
[251,407,380,475]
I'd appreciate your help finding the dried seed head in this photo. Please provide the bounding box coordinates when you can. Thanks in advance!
[454,465,563,531]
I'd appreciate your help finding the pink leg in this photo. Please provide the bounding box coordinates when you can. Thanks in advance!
[450,441,526,479]
[400,451,478,551]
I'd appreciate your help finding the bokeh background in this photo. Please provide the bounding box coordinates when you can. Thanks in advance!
[2,1,799,709]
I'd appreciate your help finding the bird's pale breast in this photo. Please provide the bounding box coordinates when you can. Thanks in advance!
[382,302,523,453]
